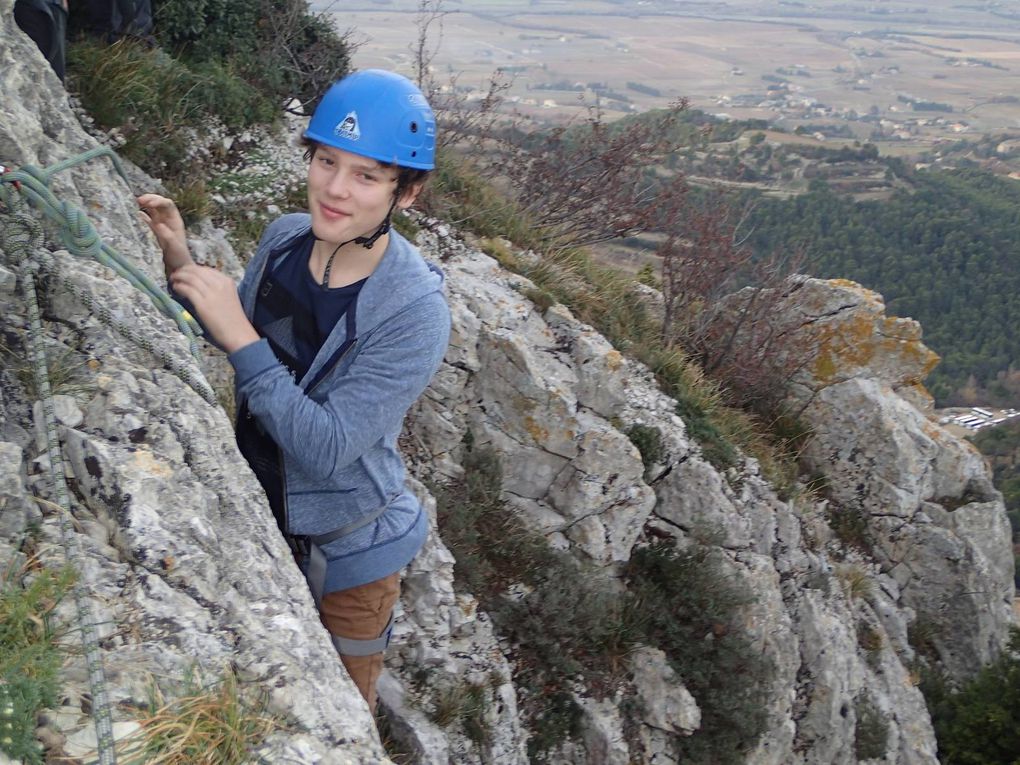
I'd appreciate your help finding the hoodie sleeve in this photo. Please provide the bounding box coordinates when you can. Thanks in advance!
[229,292,451,480]
[167,215,305,353]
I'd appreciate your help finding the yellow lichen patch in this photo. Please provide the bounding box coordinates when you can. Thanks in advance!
[810,313,879,383]
[877,335,939,379]
[523,415,550,444]
[826,277,864,290]
[512,394,537,413]
[813,350,837,382]
[132,448,172,478]
[881,316,922,341]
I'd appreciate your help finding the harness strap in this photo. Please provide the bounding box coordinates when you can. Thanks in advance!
[331,612,395,657]
[293,496,395,608]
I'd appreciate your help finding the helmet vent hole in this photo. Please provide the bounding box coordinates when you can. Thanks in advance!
[410,121,419,133]
[411,151,417,157]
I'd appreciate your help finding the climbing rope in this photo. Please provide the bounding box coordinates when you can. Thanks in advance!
[0,150,218,405]
[0,148,231,764]
[23,264,118,765]
[0,147,204,357]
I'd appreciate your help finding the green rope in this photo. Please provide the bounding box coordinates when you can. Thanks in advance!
[0,147,204,358]
[0,190,218,406]
[24,268,118,765]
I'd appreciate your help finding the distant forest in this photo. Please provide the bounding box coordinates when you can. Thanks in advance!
[742,169,1020,406]
[971,419,1020,588]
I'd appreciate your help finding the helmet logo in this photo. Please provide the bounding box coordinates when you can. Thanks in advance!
[334,111,361,141]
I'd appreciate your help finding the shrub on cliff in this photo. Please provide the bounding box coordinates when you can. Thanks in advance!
[151,0,351,116]
[434,442,774,763]
[67,0,350,187]
[922,628,1020,764]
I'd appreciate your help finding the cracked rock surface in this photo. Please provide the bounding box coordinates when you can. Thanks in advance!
[2,7,1016,764]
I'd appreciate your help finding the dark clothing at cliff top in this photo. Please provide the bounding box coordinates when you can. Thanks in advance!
[13,0,66,81]
[78,0,152,40]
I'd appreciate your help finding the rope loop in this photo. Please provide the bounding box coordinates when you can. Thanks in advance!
[0,150,213,401]
[60,201,104,259]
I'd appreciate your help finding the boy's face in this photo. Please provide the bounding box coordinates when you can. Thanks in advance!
[306,145,416,246]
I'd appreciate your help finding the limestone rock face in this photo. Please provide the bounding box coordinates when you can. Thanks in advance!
[1,6,387,762]
[2,8,1015,765]
[409,246,658,567]
[778,278,1015,678]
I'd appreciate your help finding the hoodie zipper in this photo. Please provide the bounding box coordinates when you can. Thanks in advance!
[249,227,360,537]
[278,338,358,535]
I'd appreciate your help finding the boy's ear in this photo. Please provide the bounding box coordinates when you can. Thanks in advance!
[397,182,425,209]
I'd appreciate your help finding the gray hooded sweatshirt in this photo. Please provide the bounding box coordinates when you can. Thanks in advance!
[227,213,450,592]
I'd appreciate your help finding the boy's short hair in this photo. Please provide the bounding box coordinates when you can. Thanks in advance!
[300,137,430,200]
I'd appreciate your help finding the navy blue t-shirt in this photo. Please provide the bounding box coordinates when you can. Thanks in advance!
[253,236,366,380]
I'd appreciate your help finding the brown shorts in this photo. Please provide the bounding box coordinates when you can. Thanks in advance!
[318,572,401,713]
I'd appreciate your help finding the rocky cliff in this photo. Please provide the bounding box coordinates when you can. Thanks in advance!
[1,7,1015,765]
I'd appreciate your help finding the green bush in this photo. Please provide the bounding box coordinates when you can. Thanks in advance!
[152,0,350,116]
[625,423,665,468]
[433,441,640,760]
[0,565,74,765]
[67,39,274,180]
[854,691,890,760]
[427,679,491,747]
[434,442,775,763]
[922,628,1020,765]
[674,391,738,470]
[68,0,349,193]
[827,503,873,553]
[625,542,774,764]
[522,286,556,313]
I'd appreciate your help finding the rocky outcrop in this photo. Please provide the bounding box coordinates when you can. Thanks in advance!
[400,236,1005,764]
[775,277,1015,679]
[2,7,1015,765]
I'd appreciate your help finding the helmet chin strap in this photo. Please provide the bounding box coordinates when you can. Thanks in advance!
[319,196,399,290]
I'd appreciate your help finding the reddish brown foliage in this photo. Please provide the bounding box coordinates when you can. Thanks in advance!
[657,188,806,410]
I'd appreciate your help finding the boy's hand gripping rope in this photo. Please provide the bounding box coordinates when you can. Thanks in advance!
[0,149,218,406]
[0,147,204,356]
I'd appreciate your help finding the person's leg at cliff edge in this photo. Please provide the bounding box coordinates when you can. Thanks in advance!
[319,572,401,713]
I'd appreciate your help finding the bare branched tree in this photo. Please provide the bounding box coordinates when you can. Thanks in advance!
[412,0,447,90]
[430,69,514,151]
[266,0,356,116]
[657,186,807,409]
[475,98,692,251]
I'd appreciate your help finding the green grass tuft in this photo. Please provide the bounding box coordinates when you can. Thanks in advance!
[0,560,75,765]
[128,668,276,765]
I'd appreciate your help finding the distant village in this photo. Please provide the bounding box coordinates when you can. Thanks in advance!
[939,407,1020,433]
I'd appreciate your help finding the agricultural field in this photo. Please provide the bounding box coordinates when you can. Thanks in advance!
[323,0,1020,147]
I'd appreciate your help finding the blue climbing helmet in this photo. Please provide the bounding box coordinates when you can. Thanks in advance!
[305,69,436,171]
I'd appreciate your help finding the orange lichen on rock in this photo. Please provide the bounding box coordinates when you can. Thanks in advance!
[810,312,880,383]
[806,295,939,387]
[523,415,550,444]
